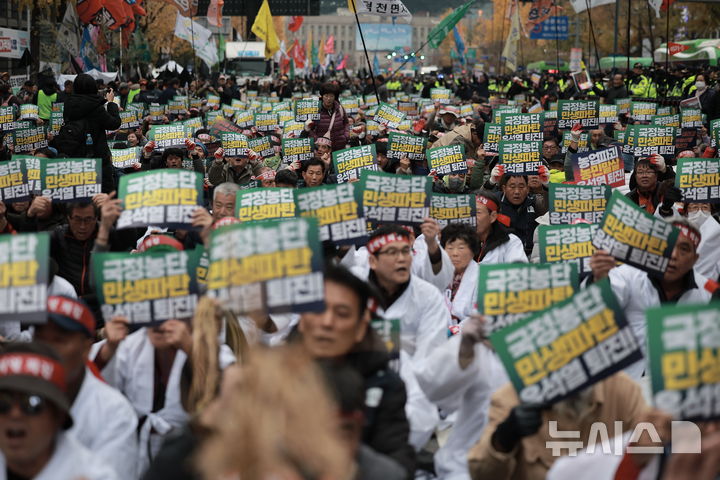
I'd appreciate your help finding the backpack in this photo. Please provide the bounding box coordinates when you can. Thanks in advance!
[53,117,93,158]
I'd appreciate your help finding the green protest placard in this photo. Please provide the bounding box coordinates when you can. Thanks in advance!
[282,137,314,164]
[549,184,610,225]
[387,132,426,161]
[680,108,703,129]
[332,144,378,183]
[48,107,64,135]
[148,103,165,122]
[277,110,294,124]
[148,123,188,151]
[599,104,618,125]
[646,302,720,420]
[459,104,473,118]
[357,170,431,226]
[126,102,145,118]
[430,193,477,229]
[365,120,381,136]
[571,146,625,188]
[236,187,296,222]
[294,98,320,122]
[630,101,657,122]
[294,182,367,245]
[490,279,642,404]
[593,190,680,275]
[538,223,598,274]
[173,95,189,107]
[483,123,502,154]
[260,102,273,112]
[0,233,50,324]
[248,136,275,159]
[340,97,359,114]
[0,158,29,203]
[373,102,406,129]
[710,118,720,148]
[561,130,589,154]
[189,97,203,110]
[477,263,579,333]
[93,248,198,324]
[650,114,680,128]
[398,101,419,118]
[500,112,545,142]
[675,157,720,203]
[118,110,139,130]
[630,125,676,159]
[19,104,38,121]
[40,158,101,201]
[206,217,325,314]
[363,94,379,107]
[221,104,236,118]
[558,100,600,129]
[254,113,280,132]
[12,127,47,154]
[493,106,522,124]
[427,144,467,175]
[117,169,203,229]
[206,94,220,108]
[656,105,674,115]
[220,132,249,157]
[15,155,41,193]
[273,101,291,113]
[0,106,15,131]
[110,147,140,169]
[283,120,304,138]
[430,88,452,104]
[498,140,542,175]
[167,100,186,115]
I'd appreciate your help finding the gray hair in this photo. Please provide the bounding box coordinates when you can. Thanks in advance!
[213,182,240,202]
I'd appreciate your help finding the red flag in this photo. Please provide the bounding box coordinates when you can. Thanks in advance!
[324,35,335,54]
[288,16,304,32]
[337,54,348,70]
[668,42,689,56]
[207,0,224,28]
[290,39,306,69]
[661,0,675,10]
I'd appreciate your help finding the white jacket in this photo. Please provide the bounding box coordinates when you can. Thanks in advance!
[414,334,508,480]
[445,260,479,323]
[696,217,720,281]
[480,233,528,265]
[0,432,118,480]
[69,368,139,479]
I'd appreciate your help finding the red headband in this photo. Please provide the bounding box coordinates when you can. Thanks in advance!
[137,235,184,253]
[367,233,411,254]
[47,296,96,335]
[673,223,701,250]
[476,195,498,212]
[0,353,67,392]
[252,170,276,181]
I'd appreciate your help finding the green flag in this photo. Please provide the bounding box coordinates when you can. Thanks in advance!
[217,33,226,62]
[427,0,475,49]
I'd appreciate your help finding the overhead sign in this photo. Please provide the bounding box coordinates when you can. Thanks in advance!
[529,16,569,40]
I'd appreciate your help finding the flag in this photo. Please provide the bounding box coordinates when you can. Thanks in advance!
[289,39,306,69]
[649,0,674,17]
[290,59,295,79]
[338,54,348,70]
[251,0,280,59]
[373,54,380,74]
[57,3,81,56]
[325,35,335,55]
[306,29,314,67]
[197,38,220,67]
[501,1,521,72]
[311,39,318,67]
[569,0,614,13]
[207,0,224,28]
[668,41,689,56]
[428,0,475,49]
[453,26,465,64]
[319,35,326,66]
[217,32,226,61]
[289,15,303,32]
[348,0,412,20]
[174,12,212,46]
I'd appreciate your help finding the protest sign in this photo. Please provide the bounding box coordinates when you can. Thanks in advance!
[615,98,631,115]
[373,103,406,129]
[341,97,360,114]
[281,137,314,164]
[500,112,545,142]
[675,128,697,154]
[365,120,381,136]
[0,158,29,203]
[561,130,589,154]
[0,106,15,131]
[387,132,426,161]
[558,100,600,129]
[220,132,249,157]
[599,104,618,125]
[189,97,203,110]
[483,123,502,154]
[260,102,273,113]
[0,233,49,324]
[148,103,165,122]
[427,144,468,175]
[430,88,452,104]
[656,106,673,115]
[248,136,275,159]
[680,108,703,129]
[430,193,477,229]
[183,117,203,135]
[498,141,542,175]
[110,147,140,169]
[48,109,64,135]
[283,120,305,138]
[254,113,280,132]
[630,101,657,122]
[709,119,720,148]
[294,98,320,122]
[93,249,198,324]
[549,184,610,225]
[167,100,186,115]
[650,114,680,128]
[490,279,642,404]
[40,158,101,201]
[477,263,579,333]
[294,183,367,245]
[148,123,188,151]
[12,127,47,154]
[236,188,296,222]
[221,104,236,118]
[18,104,38,121]
[538,223,598,274]
[459,104,473,118]
[371,317,400,371]
[117,170,203,229]
[494,106,522,124]
[16,155,41,193]
[206,217,325,314]
[229,110,252,129]
[277,110,294,125]
[675,157,720,203]
[333,144,379,183]
[398,101,419,118]
[571,146,625,187]
[357,170,431,226]
[646,302,720,421]
[630,125,676,159]
[206,95,220,108]
[593,190,679,275]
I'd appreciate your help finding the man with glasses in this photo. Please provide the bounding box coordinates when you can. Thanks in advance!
[0,342,117,479]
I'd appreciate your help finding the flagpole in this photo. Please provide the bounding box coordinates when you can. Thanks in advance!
[350,0,380,104]
[189,16,197,82]
[664,5,670,101]
[583,0,602,72]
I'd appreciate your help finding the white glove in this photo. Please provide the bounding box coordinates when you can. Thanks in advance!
[489,164,504,185]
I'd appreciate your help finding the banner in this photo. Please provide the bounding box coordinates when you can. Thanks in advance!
[538,223,598,274]
[500,112,544,142]
[387,132,426,161]
[477,262,579,333]
[498,140,542,175]
[12,127,47,154]
[117,170,203,230]
[549,184,610,225]
[373,102,406,129]
[254,113,280,132]
[93,249,198,324]
[427,144,468,175]
[593,190,679,275]
[558,100,600,129]
[357,170,431,226]
[294,182,367,245]
[40,158,101,201]
[0,27,30,60]
[630,125,676,159]
[571,146,625,187]
[0,158,29,203]
[282,137,314,164]
[646,302,720,421]
[294,98,320,122]
[348,0,412,19]
[0,233,49,324]
[110,147,140,169]
[490,279,642,404]
[430,192,477,229]
[148,123,188,151]
[235,188,296,222]
[430,88,452,105]
[675,157,720,204]
[333,144,379,183]
[206,217,324,313]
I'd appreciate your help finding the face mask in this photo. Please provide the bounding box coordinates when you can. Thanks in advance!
[448,177,464,192]
[695,81,706,90]
[687,210,710,227]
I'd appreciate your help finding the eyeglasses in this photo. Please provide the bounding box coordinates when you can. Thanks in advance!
[69,216,96,224]
[0,392,48,416]
[375,247,413,258]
